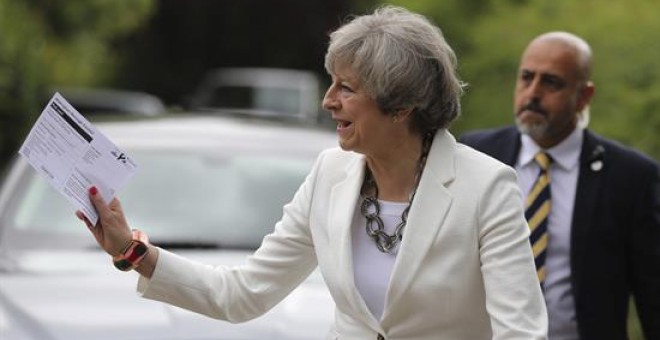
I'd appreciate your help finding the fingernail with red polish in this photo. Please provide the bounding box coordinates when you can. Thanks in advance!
[89,186,98,196]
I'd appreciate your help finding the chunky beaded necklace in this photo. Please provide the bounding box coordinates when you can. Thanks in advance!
[360,135,432,253]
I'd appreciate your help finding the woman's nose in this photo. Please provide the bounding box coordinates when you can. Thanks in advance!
[322,87,338,111]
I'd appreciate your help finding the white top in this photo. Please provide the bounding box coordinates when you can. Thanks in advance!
[517,127,582,340]
[351,198,408,320]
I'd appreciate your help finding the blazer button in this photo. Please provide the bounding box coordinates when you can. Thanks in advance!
[377,334,385,340]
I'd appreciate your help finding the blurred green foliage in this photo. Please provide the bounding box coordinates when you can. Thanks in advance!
[0,0,155,170]
[0,0,45,171]
[387,0,659,161]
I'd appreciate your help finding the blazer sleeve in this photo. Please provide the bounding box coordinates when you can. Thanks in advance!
[136,151,328,323]
[477,165,549,339]
[631,163,660,339]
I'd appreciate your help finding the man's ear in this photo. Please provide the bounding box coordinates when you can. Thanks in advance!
[577,81,595,112]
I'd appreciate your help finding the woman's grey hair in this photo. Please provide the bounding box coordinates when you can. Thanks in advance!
[325,5,466,134]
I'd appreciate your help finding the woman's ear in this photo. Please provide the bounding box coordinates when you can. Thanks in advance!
[392,108,413,123]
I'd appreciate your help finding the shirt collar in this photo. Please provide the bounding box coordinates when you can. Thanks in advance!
[518,126,583,171]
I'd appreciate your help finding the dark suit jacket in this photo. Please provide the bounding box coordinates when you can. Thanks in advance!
[459,126,660,340]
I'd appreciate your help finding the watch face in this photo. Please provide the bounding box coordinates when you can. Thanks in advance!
[133,243,148,258]
[113,258,133,271]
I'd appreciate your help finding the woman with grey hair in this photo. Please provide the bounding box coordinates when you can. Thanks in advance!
[78,6,548,339]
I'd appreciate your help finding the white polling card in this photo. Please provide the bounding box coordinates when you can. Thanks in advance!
[18,92,138,225]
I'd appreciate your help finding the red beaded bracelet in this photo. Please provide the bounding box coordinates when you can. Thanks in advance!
[113,229,150,271]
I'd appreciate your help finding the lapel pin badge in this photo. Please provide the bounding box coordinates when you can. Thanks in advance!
[590,160,603,172]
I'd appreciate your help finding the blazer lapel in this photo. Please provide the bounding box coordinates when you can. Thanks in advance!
[381,130,455,322]
[570,130,605,301]
[497,127,522,167]
[326,154,384,329]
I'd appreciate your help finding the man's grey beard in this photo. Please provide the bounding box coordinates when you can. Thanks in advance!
[516,118,549,141]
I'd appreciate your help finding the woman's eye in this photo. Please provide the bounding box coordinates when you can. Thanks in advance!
[340,84,353,92]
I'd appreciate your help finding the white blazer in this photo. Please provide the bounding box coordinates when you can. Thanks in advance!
[138,130,548,339]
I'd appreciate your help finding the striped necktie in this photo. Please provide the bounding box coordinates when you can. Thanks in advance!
[525,152,552,286]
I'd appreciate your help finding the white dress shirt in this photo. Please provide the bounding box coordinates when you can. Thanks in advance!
[517,127,582,340]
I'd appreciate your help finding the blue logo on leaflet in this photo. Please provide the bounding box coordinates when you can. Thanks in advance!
[111,150,127,164]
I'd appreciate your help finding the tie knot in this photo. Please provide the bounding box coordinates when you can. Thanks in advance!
[535,152,552,171]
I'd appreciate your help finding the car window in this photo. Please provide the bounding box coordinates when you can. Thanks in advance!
[9,150,313,249]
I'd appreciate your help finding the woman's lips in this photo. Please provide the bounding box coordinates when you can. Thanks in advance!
[336,120,353,136]
[337,120,351,129]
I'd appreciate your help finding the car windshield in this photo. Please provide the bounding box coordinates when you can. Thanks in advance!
[9,149,313,250]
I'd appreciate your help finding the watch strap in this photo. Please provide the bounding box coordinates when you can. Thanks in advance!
[112,230,150,271]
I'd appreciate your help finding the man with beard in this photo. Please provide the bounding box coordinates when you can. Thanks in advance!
[460,32,660,340]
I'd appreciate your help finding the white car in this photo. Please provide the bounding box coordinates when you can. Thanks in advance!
[0,115,337,339]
